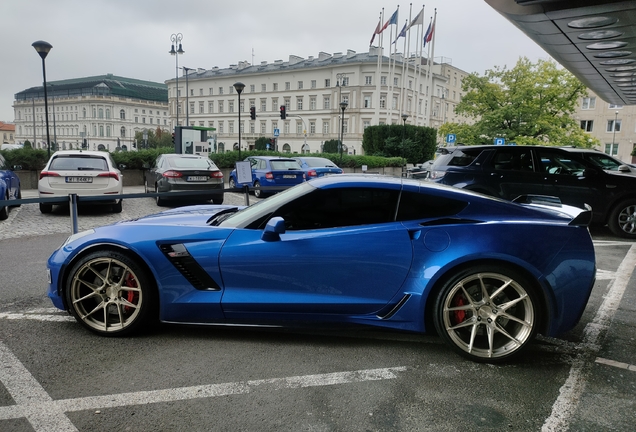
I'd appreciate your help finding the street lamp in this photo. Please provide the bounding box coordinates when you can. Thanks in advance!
[183,66,192,125]
[401,113,409,173]
[169,33,185,128]
[32,40,53,158]
[339,100,348,164]
[233,82,245,160]
[612,110,619,152]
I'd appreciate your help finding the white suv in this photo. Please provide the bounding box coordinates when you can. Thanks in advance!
[38,150,124,213]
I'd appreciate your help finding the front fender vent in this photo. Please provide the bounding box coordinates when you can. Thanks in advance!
[159,243,221,291]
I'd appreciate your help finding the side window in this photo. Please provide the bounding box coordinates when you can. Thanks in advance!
[274,187,399,230]
[537,150,587,176]
[492,149,533,171]
[397,191,468,221]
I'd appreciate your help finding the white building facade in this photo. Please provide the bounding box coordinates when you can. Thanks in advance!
[167,49,469,155]
[13,74,169,152]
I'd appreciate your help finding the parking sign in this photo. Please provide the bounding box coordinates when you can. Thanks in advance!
[494,137,505,146]
[446,134,456,144]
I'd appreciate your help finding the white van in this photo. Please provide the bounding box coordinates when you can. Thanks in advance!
[0,144,22,151]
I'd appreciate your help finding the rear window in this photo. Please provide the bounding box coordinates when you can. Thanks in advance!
[303,158,336,168]
[169,157,216,170]
[270,160,301,170]
[49,156,108,171]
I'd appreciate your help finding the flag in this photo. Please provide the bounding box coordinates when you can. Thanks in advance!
[393,23,407,44]
[407,7,424,30]
[423,19,434,48]
[370,20,381,45]
[380,9,399,32]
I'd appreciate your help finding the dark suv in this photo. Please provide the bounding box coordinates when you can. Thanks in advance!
[428,145,636,238]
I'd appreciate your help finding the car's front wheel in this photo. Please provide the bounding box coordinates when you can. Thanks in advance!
[253,180,266,198]
[112,199,123,213]
[39,203,53,214]
[65,250,157,336]
[228,178,236,189]
[155,185,165,206]
[608,199,636,239]
[433,265,538,363]
[0,193,8,220]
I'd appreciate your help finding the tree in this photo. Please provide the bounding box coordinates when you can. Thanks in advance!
[322,139,340,153]
[453,57,597,147]
[362,124,437,163]
[254,137,270,151]
[133,129,171,149]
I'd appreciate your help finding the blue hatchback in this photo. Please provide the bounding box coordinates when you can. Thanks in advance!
[293,156,343,179]
[228,156,305,198]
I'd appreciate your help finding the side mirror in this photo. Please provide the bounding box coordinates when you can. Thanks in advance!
[618,164,631,173]
[261,217,286,242]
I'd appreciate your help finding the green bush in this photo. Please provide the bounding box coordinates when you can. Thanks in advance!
[0,147,49,170]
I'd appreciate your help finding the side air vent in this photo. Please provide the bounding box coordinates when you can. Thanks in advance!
[159,244,221,291]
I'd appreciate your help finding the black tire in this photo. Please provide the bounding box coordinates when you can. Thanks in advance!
[229,178,236,189]
[155,184,166,206]
[0,193,8,220]
[253,181,266,198]
[608,199,636,239]
[433,265,538,363]
[65,250,157,336]
[40,203,53,214]
[212,197,224,205]
[112,199,123,213]
[13,189,22,207]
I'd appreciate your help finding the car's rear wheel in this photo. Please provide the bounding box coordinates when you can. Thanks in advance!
[253,180,266,198]
[155,184,165,206]
[13,190,22,207]
[0,193,8,220]
[65,250,156,336]
[229,178,236,189]
[433,266,538,362]
[608,199,636,239]
[39,203,53,214]
[112,199,123,213]
[212,197,224,205]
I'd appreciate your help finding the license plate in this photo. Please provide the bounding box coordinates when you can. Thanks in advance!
[187,176,208,182]
[283,175,296,179]
[66,176,93,183]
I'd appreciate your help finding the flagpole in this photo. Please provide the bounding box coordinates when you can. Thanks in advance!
[413,5,425,125]
[401,4,413,119]
[426,9,437,127]
[389,8,402,122]
[375,9,384,127]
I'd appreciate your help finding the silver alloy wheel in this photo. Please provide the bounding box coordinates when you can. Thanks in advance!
[69,256,143,333]
[616,203,636,235]
[440,272,535,360]
[229,178,236,189]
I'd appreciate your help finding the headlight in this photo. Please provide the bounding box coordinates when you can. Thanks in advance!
[62,229,95,247]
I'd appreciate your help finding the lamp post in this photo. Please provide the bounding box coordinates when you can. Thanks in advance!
[169,33,184,128]
[612,110,619,153]
[339,101,348,164]
[32,40,53,158]
[183,66,192,125]
[401,113,409,174]
[233,82,245,160]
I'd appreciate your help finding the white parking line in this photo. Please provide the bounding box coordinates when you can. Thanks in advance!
[595,357,636,372]
[541,243,636,432]
[0,340,406,431]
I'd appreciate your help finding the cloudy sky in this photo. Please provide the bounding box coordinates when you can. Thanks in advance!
[1,0,551,122]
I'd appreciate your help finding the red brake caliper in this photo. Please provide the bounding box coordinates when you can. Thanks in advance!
[123,273,138,313]
[452,295,466,325]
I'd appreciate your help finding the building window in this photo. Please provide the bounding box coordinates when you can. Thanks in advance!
[323,96,330,110]
[380,76,387,85]
[229,86,234,94]
[284,98,290,109]
[209,101,214,113]
[261,84,266,92]
[580,120,593,132]
[218,101,224,113]
[392,97,398,110]
[607,119,621,132]
[364,96,371,108]
[119,109,125,120]
[380,96,386,109]
[363,121,371,130]
[582,97,596,110]
[609,104,623,109]
[209,88,213,95]
[310,97,316,110]
[309,121,316,135]
[199,102,204,113]
[99,125,104,137]
[311,80,316,89]
[605,143,619,155]
[325,79,331,87]
[260,122,266,134]
[284,122,290,134]
[190,102,195,114]
[322,121,329,134]
[296,122,303,135]
[272,98,278,112]
[229,122,234,134]
[249,85,255,93]
[250,122,255,134]
[120,127,126,138]
[297,97,303,110]
[229,101,234,113]
[298,81,304,90]
[260,99,267,111]
[365,76,372,85]
[219,87,224,95]
[393,77,398,86]
[342,77,349,86]
[98,108,103,118]
[342,120,348,134]
[218,122,224,134]
[273,83,278,91]
[285,82,290,90]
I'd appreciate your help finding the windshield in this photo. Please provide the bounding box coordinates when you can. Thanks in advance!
[217,181,316,229]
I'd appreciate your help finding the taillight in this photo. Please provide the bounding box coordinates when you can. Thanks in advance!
[265,172,274,179]
[162,170,182,178]
[97,172,120,181]
[39,171,61,179]
[307,170,317,177]
[211,171,224,178]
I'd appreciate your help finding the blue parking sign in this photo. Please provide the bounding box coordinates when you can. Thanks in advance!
[446,134,456,144]
[494,137,505,146]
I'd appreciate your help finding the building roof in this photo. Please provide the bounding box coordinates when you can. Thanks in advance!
[14,74,168,103]
[0,121,15,132]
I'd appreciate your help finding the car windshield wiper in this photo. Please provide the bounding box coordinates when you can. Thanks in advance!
[207,207,239,226]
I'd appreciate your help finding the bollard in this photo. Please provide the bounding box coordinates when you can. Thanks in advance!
[69,194,79,234]
[243,185,250,206]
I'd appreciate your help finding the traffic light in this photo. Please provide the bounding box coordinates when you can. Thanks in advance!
[279,105,286,120]
[250,106,256,120]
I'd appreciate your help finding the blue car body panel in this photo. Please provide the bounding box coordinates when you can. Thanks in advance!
[47,175,596,338]
[229,156,305,191]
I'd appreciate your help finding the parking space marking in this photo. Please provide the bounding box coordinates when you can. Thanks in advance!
[0,339,405,431]
[595,357,636,372]
[542,243,636,432]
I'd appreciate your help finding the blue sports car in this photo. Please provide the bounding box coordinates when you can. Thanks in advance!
[46,175,596,362]
[228,156,305,198]
[0,153,22,220]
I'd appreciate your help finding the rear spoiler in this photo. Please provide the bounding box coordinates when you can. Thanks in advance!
[512,195,593,227]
